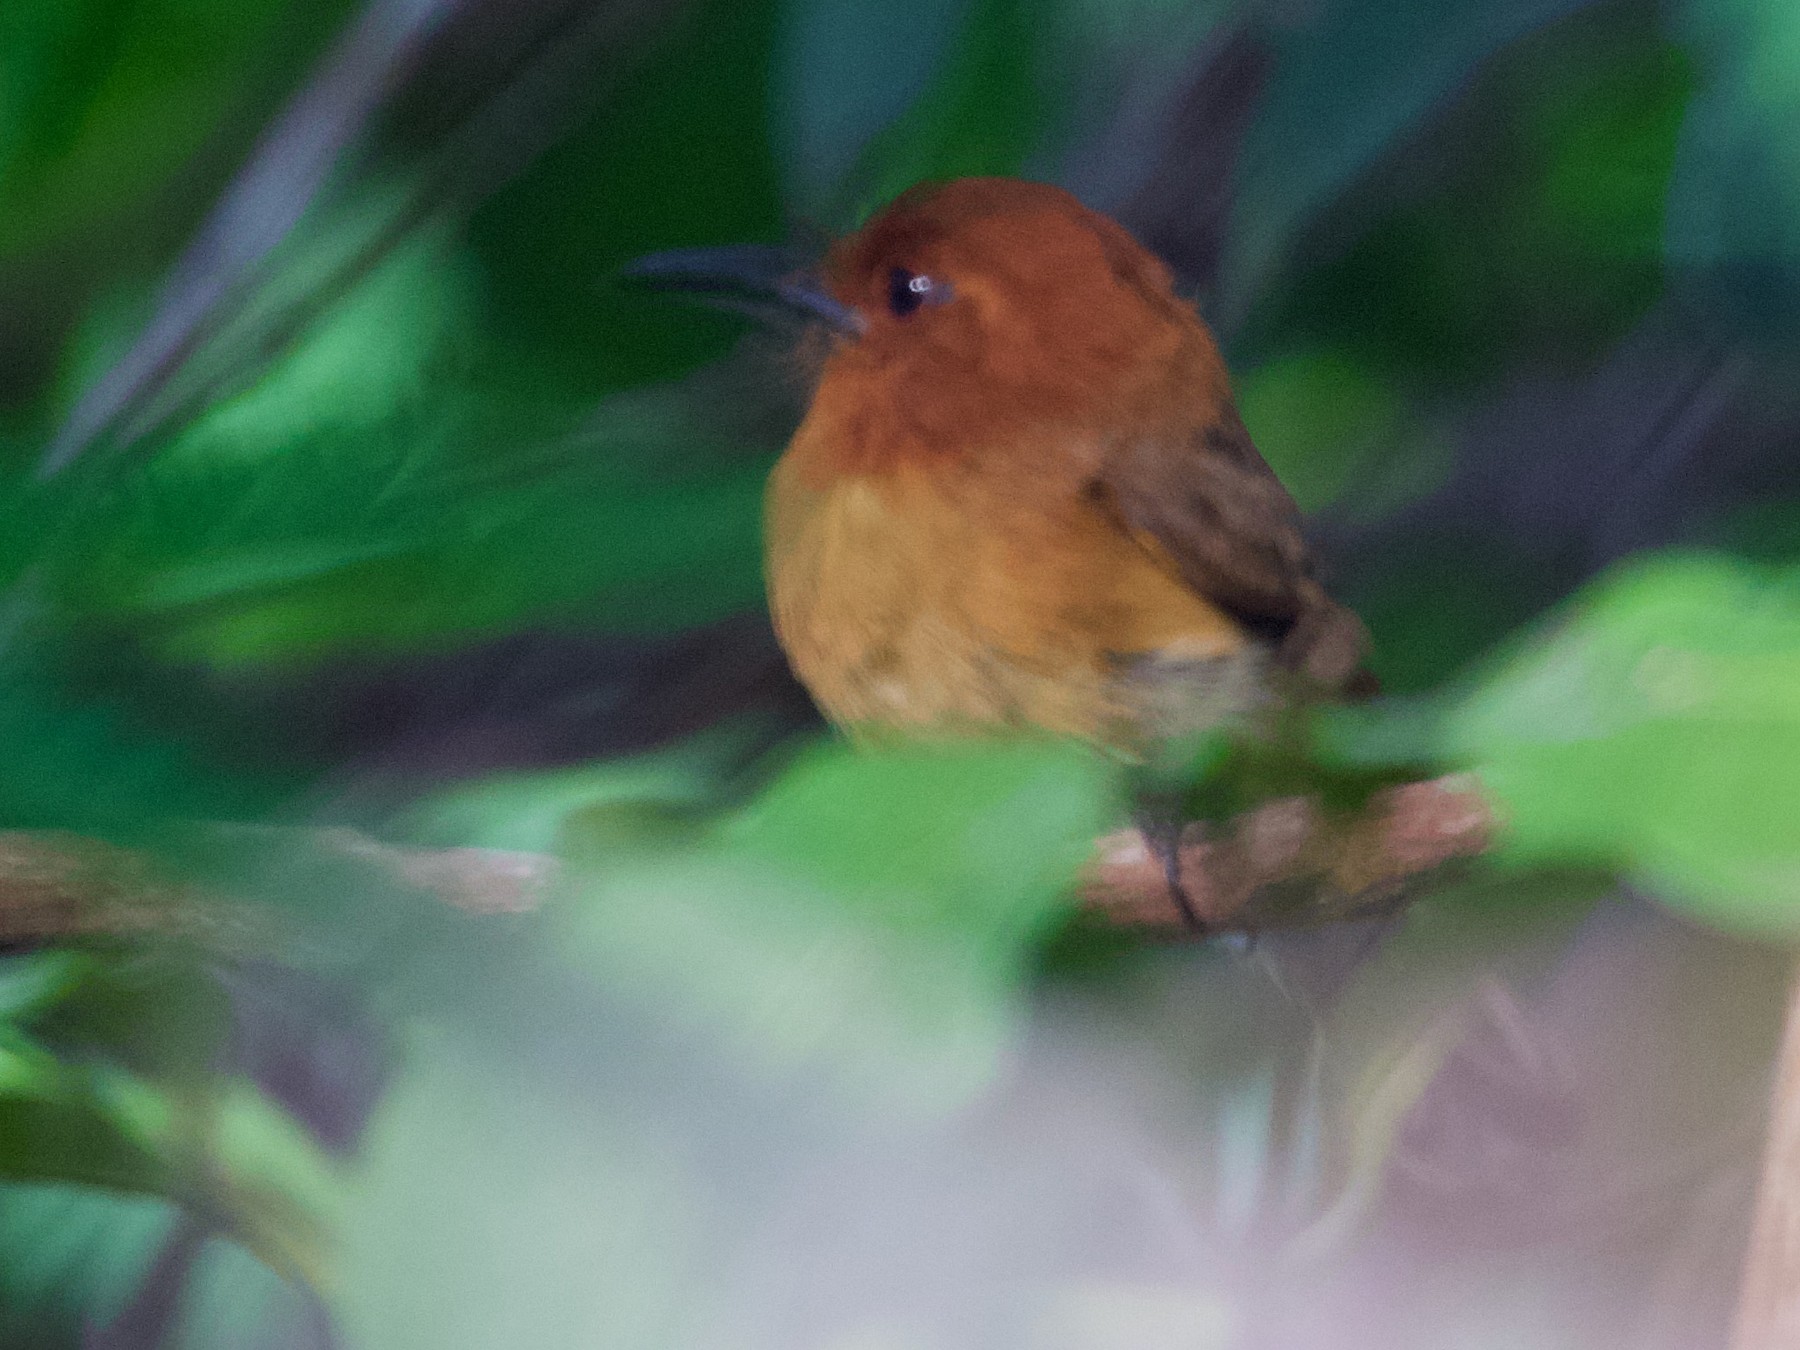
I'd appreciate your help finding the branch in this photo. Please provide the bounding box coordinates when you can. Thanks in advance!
[1080,774,1495,932]
[0,828,554,950]
[1731,957,1800,1350]
[310,828,555,915]
[0,776,1492,950]
[0,831,238,948]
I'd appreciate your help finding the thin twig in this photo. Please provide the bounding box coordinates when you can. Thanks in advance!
[1080,774,1494,932]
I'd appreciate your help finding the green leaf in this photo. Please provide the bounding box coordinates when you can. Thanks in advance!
[1236,346,1426,514]
[0,952,89,1023]
[0,1056,340,1291]
[0,1068,176,1199]
[0,941,343,1297]
[59,367,773,662]
[1,1063,323,1274]
[205,1082,343,1290]
[160,223,478,469]
[1242,5,1691,386]
[0,1183,176,1347]
[0,0,356,261]
[408,731,762,855]
[1442,552,1800,937]
[721,738,1117,922]
[0,668,291,837]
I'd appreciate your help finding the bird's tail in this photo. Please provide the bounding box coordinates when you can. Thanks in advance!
[1281,587,1380,700]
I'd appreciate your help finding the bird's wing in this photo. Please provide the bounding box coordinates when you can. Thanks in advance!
[1094,402,1372,690]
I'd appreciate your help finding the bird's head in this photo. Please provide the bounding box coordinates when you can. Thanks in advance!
[628,178,1224,474]
[811,179,1219,466]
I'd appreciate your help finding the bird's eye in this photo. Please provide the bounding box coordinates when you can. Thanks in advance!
[887,267,948,318]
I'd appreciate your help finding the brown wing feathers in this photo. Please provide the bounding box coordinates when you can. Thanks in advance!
[1098,403,1373,693]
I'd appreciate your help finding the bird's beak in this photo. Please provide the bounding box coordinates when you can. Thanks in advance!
[620,244,866,338]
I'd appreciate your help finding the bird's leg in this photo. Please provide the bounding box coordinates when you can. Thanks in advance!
[1129,724,1231,936]
[1133,806,1208,934]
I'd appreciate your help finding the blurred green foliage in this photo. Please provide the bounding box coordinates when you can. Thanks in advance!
[0,0,359,421]
[1236,348,1418,513]
[1449,553,1800,935]
[829,0,1054,223]
[1666,0,1800,331]
[1,0,1798,1344]
[0,0,356,258]
[1323,552,1800,940]
[1241,2,1693,386]
[469,0,788,394]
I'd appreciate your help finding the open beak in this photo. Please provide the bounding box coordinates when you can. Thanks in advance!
[620,244,865,337]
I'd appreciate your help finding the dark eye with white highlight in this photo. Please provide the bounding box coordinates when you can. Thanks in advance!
[887,267,949,318]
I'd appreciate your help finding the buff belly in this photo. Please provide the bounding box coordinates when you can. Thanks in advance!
[764,456,1262,751]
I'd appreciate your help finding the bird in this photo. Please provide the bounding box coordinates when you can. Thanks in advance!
[631,178,1372,919]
